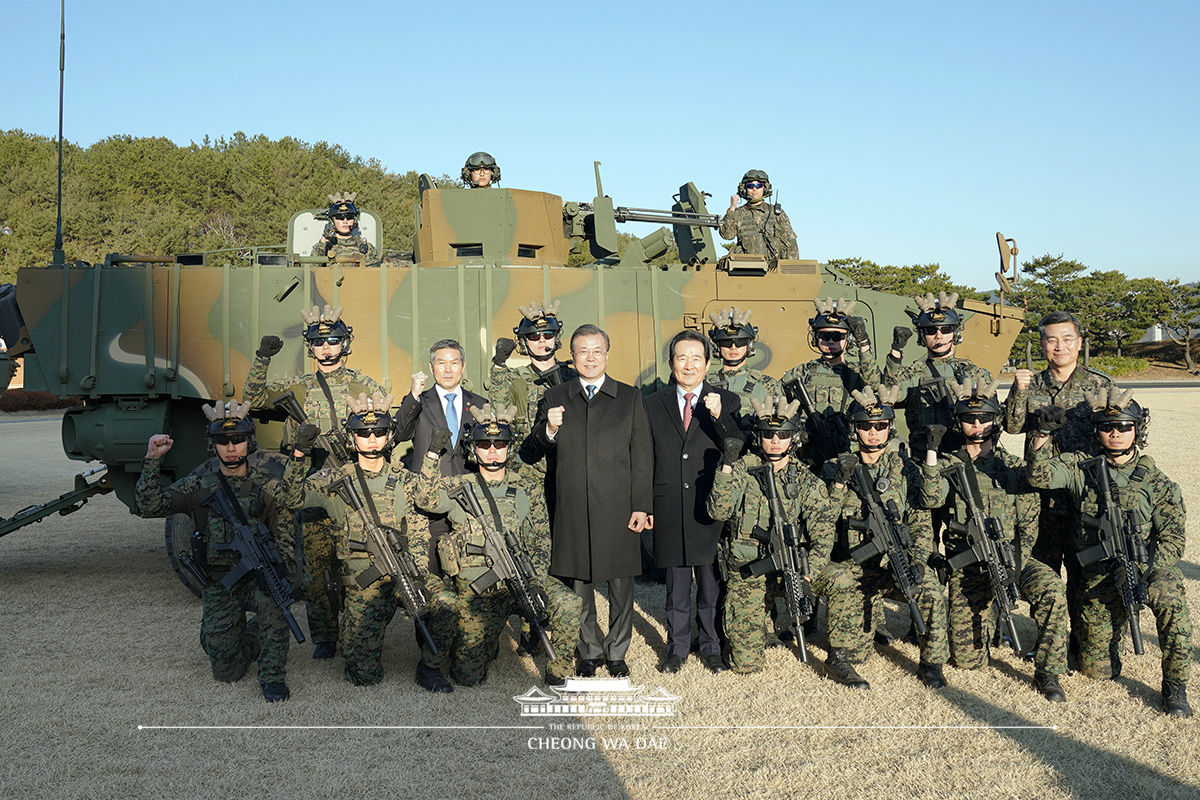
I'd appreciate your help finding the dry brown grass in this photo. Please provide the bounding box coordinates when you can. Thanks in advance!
[2,392,1199,800]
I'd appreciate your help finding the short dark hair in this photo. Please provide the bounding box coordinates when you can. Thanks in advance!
[429,339,465,363]
[668,329,710,362]
[1038,311,1082,338]
[570,324,610,353]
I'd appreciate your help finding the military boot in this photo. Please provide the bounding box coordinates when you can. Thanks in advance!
[1034,670,1066,703]
[1162,682,1192,718]
[261,682,291,703]
[917,662,947,689]
[824,648,869,690]
[415,661,453,694]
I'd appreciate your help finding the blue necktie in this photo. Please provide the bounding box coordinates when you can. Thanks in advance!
[586,385,596,401]
[445,393,459,446]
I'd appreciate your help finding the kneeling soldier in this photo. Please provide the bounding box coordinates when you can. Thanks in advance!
[920,380,1068,701]
[136,402,315,702]
[1027,387,1192,716]
[809,386,949,689]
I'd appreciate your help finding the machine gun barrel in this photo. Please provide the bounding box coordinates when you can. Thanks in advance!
[613,207,720,228]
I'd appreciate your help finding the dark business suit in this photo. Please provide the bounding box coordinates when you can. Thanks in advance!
[645,383,741,659]
[529,376,653,662]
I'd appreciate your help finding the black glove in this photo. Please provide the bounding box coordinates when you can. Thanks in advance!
[256,335,283,359]
[493,337,518,367]
[721,436,743,467]
[293,424,320,455]
[911,560,926,583]
[835,453,858,485]
[1035,406,1067,435]
[428,427,452,456]
[891,326,913,351]
[925,424,947,452]
[358,242,369,255]
[927,553,951,585]
[847,316,870,347]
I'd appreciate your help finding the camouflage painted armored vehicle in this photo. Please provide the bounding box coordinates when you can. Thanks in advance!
[0,164,1023,553]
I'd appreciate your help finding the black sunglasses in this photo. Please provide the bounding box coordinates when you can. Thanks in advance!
[332,213,356,221]
[476,440,508,450]
[310,336,343,346]
[959,414,995,425]
[1098,421,1135,433]
[525,331,555,342]
[817,331,847,342]
[855,421,890,432]
[921,325,956,336]
[743,181,764,189]
[355,427,391,438]
[212,433,249,446]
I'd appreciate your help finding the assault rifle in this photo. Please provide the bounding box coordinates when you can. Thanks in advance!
[1076,458,1149,655]
[203,475,306,643]
[270,389,353,469]
[783,378,844,461]
[847,464,927,636]
[448,482,556,660]
[746,464,815,663]
[330,474,437,654]
[944,460,1022,653]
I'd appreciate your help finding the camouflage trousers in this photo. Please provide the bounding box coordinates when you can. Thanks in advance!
[810,560,948,666]
[200,574,289,684]
[339,574,399,686]
[1033,500,1083,638]
[725,569,768,673]
[945,560,1068,675]
[299,514,338,647]
[450,575,582,686]
[1076,564,1192,684]
[417,575,460,674]
[763,575,789,638]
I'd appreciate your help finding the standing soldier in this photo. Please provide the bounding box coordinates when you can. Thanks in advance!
[488,300,576,447]
[420,404,583,687]
[707,398,827,674]
[304,393,452,690]
[705,307,782,413]
[310,192,377,263]
[136,402,316,702]
[718,170,798,260]
[781,297,882,466]
[919,380,1069,702]
[462,152,500,188]
[243,304,385,661]
[809,386,949,690]
[884,292,992,454]
[1027,388,1192,717]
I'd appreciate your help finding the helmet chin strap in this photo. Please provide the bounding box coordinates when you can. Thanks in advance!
[723,351,747,368]
[479,460,507,472]
[857,439,888,453]
[357,448,386,460]
[928,340,953,357]
[218,454,249,468]
[1102,443,1137,458]
[315,354,343,367]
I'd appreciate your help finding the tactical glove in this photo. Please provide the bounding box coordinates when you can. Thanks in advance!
[293,424,320,455]
[1035,406,1067,435]
[891,326,913,351]
[721,437,743,467]
[847,316,870,348]
[925,424,947,452]
[834,453,858,485]
[911,560,926,584]
[493,337,518,367]
[256,335,283,359]
[927,553,951,585]
[429,427,452,456]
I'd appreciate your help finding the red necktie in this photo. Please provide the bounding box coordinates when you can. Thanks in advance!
[683,392,694,431]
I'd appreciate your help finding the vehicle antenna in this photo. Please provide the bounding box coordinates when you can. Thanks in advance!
[52,0,66,266]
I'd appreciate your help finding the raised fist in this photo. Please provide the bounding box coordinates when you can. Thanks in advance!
[835,453,858,485]
[145,434,174,459]
[702,392,722,420]
[257,335,283,359]
[493,337,518,366]
[925,424,947,453]
[410,371,428,399]
[847,316,870,348]
[891,326,913,352]
[1035,406,1066,435]
[428,427,452,456]
[1013,368,1033,392]
[293,424,320,455]
[721,436,743,466]
[547,405,565,434]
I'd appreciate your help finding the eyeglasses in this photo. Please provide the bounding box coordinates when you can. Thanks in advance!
[476,440,508,450]
[719,339,751,348]
[855,421,890,432]
[356,428,390,438]
[759,432,790,441]
[525,331,555,342]
[921,325,957,336]
[743,181,764,189]
[332,213,356,221]
[310,337,343,346]
[817,331,847,342]
[959,414,995,425]
[1098,421,1135,433]
[212,433,249,446]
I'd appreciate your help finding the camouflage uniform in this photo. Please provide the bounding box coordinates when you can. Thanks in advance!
[243,359,384,650]
[781,355,883,465]
[135,452,307,685]
[1028,448,1191,685]
[809,450,949,667]
[706,362,783,421]
[884,355,993,454]
[717,203,798,259]
[488,360,576,459]
[920,446,1068,675]
[706,454,827,673]
[305,453,448,685]
[309,229,378,262]
[425,464,583,685]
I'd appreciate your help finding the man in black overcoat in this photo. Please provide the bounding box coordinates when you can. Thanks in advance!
[644,330,742,674]
[528,324,653,678]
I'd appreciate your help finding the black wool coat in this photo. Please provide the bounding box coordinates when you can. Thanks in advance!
[529,376,654,582]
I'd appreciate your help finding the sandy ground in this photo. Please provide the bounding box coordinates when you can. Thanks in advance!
[2,389,1199,800]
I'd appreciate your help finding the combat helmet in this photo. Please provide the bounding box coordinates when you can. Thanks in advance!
[464,403,518,470]
[749,396,803,460]
[708,307,759,359]
[1085,385,1148,452]
[326,191,360,219]
[809,297,858,349]
[344,392,396,454]
[461,151,500,186]
[202,400,256,462]
[950,378,1002,441]
[513,300,564,356]
[910,291,963,335]
[301,304,353,363]
[737,169,772,200]
[846,386,899,451]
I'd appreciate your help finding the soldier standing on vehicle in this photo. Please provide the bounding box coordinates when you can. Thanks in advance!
[808,386,949,690]
[884,291,992,454]
[310,192,377,262]
[462,152,500,188]
[781,297,882,466]
[1026,387,1192,717]
[135,402,316,702]
[718,170,797,259]
[919,380,1069,702]
[243,304,385,661]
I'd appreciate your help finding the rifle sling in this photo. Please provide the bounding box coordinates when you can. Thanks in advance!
[473,472,509,534]
[353,463,386,529]
[314,370,341,434]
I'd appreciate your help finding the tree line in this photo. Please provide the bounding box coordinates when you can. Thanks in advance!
[1,131,1195,369]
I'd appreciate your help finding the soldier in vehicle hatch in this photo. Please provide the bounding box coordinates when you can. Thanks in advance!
[718,169,797,260]
[462,152,500,188]
[310,192,377,262]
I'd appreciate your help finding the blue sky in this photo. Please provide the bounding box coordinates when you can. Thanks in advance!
[4,1,1197,291]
